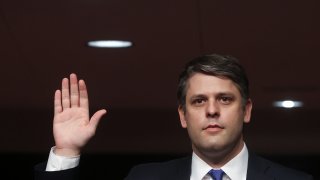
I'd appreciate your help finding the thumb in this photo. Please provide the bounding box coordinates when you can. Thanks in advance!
[89,109,107,130]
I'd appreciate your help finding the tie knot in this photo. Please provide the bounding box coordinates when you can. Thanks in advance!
[208,169,224,180]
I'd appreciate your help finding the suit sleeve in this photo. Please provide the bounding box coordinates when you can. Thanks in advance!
[34,161,80,180]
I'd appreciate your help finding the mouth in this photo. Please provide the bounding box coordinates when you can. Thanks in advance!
[204,124,224,133]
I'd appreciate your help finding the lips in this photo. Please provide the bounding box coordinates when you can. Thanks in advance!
[204,124,224,132]
[205,124,223,129]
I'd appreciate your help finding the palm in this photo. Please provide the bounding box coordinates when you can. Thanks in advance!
[52,74,106,156]
[54,108,91,149]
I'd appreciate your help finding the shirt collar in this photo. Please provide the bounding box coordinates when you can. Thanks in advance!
[190,144,248,180]
[221,144,248,180]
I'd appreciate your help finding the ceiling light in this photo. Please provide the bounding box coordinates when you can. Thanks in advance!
[273,100,303,108]
[87,40,132,48]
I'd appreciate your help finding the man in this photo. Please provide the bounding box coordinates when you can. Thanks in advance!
[34,54,313,180]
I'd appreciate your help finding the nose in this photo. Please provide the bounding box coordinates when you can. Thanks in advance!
[206,100,220,118]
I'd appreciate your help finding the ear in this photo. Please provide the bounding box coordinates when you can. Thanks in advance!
[178,105,187,128]
[243,99,252,124]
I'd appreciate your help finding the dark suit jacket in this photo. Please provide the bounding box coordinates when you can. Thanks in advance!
[124,153,313,180]
[34,153,313,180]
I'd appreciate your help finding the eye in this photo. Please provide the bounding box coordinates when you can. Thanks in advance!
[219,96,233,105]
[192,98,206,106]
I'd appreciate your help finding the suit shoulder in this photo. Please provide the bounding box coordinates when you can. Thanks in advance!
[249,154,313,180]
[125,156,191,180]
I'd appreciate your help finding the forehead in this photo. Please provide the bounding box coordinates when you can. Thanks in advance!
[186,73,241,96]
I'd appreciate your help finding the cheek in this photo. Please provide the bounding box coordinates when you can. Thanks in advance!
[184,114,203,132]
[228,119,244,133]
[186,109,203,123]
[222,109,246,126]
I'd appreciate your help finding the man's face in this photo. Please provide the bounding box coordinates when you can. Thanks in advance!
[178,73,252,158]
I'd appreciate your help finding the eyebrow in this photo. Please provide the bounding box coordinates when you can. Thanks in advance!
[189,94,207,100]
[216,92,235,97]
[189,92,236,99]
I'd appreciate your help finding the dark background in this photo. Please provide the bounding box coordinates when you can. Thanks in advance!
[0,0,319,179]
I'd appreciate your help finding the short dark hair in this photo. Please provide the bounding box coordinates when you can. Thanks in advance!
[177,54,250,111]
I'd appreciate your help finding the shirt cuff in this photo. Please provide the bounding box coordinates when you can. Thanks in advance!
[45,147,80,171]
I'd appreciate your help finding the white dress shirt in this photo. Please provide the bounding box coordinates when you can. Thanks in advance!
[46,147,80,171]
[190,144,248,180]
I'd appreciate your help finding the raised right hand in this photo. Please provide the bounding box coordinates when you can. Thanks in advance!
[53,73,107,156]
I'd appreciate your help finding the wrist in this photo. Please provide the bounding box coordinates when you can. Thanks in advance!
[54,147,80,157]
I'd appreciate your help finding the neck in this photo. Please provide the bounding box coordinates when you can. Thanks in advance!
[193,137,244,168]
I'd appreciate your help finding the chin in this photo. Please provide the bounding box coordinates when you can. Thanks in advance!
[199,141,226,153]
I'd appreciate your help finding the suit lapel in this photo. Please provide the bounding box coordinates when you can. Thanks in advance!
[247,153,274,180]
[170,156,192,180]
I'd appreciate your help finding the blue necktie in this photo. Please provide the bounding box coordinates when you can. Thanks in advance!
[208,169,224,180]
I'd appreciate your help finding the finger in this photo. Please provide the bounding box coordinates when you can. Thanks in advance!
[89,109,107,130]
[79,79,89,109]
[54,90,62,115]
[70,73,79,107]
[61,78,70,109]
